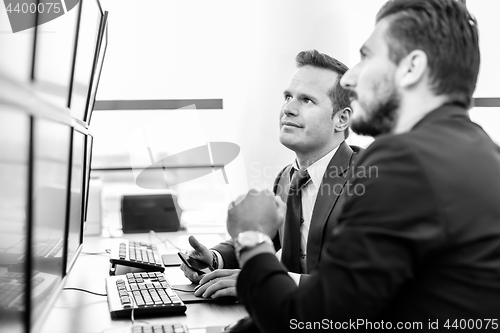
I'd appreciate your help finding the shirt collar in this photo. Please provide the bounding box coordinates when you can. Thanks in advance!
[291,145,340,188]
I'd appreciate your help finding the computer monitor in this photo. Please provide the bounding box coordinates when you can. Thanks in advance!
[68,0,103,121]
[32,1,81,108]
[85,12,109,125]
[64,129,86,274]
[0,6,35,84]
[29,118,71,332]
[0,107,31,333]
[83,134,94,224]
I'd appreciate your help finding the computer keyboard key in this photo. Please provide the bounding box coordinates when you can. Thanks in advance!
[106,272,186,318]
[110,239,166,272]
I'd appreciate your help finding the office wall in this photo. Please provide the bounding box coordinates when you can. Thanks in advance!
[94,0,359,211]
[90,0,499,225]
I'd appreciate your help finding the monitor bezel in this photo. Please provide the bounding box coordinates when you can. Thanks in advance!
[67,0,104,120]
[84,10,108,125]
[62,126,87,275]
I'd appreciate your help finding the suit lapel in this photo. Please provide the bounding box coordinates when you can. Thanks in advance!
[306,141,353,272]
[277,164,292,262]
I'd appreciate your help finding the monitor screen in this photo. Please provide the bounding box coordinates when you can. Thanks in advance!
[83,134,94,224]
[85,12,108,125]
[65,130,85,274]
[68,0,103,121]
[33,1,81,108]
[0,107,30,333]
[0,6,35,84]
[30,118,71,330]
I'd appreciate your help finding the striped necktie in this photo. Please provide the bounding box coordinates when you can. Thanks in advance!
[281,167,310,273]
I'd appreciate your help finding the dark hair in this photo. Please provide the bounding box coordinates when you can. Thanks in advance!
[296,50,351,139]
[377,0,480,108]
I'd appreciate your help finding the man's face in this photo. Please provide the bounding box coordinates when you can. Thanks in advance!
[279,65,338,155]
[340,18,401,137]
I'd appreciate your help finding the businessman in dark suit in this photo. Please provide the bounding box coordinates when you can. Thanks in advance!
[227,0,500,332]
[180,50,362,297]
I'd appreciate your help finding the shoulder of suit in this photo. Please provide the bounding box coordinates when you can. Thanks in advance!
[276,164,291,180]
[272,163,292,195]
[348,145,365,165]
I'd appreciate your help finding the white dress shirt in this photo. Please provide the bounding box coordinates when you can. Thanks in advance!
[213,145,340,286]
[288,146,339,284]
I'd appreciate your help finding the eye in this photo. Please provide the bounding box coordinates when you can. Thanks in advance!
[284,94,292,102]
[302,98,312,104]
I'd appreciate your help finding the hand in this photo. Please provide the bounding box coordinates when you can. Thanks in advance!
[194,269,240,298]
[179,236,213,283]
[227,189,286,239]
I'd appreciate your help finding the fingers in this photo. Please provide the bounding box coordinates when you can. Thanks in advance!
[274,195,286,207]
[198,269,239,286]
[188,236,208,252]
[211,287,237,299]
[180,263,200,283]
[194,278,237,298]
[275,195,286,226]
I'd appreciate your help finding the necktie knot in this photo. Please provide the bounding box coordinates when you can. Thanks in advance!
[290,168,310,191]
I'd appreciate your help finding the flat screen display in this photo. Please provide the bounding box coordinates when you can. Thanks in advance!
[83,134,93,223]
[33,1,80,108]
[0,108,30,333]
[30,118,70,326]
[85,13,108,124]
[66,130,85,273]
[0,6,35,83]
[68,0,102,121]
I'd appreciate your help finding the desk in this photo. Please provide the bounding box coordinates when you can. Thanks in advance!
[39,231,248,333]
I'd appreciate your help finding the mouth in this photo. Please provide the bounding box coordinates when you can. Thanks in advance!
[281,120,302,128]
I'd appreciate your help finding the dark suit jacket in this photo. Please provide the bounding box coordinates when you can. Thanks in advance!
[212,141,361,276]
[237,104,500,332]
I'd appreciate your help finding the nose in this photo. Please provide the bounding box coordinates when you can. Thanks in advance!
[340,65,358,91]
[282,97,299,117]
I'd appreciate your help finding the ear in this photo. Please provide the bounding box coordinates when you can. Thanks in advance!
[397,50,428,88]
[334,107,352,132]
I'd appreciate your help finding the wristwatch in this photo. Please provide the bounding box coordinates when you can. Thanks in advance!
[234,231,273,259]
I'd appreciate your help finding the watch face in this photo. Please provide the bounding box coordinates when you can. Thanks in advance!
[239,231,260,247]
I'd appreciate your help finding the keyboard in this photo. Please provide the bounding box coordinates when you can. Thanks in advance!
[105,272,186,318]
[132,323,188,333]
[110,239,165,272]
[0,270,58,311]
[0,240,63,267]
[106,323,188,333]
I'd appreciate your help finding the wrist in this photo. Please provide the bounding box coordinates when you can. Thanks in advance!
[210,250,219,269]
[234,231,274,261]
[238,242,275,267]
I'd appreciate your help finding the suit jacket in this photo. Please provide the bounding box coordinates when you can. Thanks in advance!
[212,141,361,275]
[237,104,500,332]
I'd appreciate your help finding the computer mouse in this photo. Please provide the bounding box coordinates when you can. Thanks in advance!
[222,316,260,333]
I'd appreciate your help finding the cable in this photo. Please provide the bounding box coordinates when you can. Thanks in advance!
[149,230,185,252]
[127,288,150,327]
[81,250,110,256]
[130,290,136,325]
[0,237,26,253]
[63,287,107,297]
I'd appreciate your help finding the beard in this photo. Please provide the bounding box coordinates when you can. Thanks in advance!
[351,78,400,137]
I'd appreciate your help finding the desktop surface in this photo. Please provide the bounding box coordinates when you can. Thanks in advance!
[39,231,247,333]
